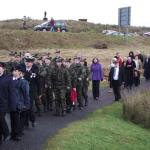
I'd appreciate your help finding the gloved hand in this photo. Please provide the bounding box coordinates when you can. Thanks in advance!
[67,86,70,90]
[78,77,82,81]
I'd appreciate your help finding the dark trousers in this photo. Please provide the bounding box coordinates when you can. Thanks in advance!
[82,86,88,105]
[24,91,36,126]
[10,111,21,138]
[112,80,121,101]
[45,88,54,111]
[0,112,9,140]
[20,111,27,132]
[24,109,35,127]
[92,80,100,99]
[66,90,72,112]
[77,83,83,108]
[133,71,140,87]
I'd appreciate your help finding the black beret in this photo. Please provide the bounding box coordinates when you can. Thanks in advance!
[56,58,63,62]
[0,62,6,68]
[11,65,26,73]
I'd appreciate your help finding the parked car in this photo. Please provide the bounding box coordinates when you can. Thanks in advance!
[102,30,124,36]
[33,20,68,32]
[143,32,150,37]
[125,32,139,37]
[102,30,116,35]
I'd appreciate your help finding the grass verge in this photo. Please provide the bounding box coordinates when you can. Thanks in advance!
[44,102,150,150]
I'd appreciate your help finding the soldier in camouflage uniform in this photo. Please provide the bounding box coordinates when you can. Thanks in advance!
[36,57,47,116]
[44,57,54,111]
[65,58,77,113]
[70,57,86,110]
[81,59,90,106]
[49,58,71,116]
[51,50,62,64]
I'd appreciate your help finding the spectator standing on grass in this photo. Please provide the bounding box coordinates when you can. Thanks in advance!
[124,57,136,89]
[129,51,135,60]
[109,59,124,101]
[50,17,55,32]
[90,57,103,100]
[122,57,128,87]
[22,16,27,30]
[133,55,142,87]
[144,54,150,81]
[114,52,123,67]
[108,58,117,93]
[136,50,144,64]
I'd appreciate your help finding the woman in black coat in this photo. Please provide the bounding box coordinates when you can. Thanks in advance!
[124,57,136,89]
[144,54,150,81]
[129,51,135,60]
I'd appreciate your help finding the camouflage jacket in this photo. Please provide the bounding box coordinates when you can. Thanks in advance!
[50,65,71,89]
[70,63,86,84]
[67,67,77,88]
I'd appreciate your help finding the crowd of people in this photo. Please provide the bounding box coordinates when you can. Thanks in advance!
[0,49,150,144]
[108,51,150,101]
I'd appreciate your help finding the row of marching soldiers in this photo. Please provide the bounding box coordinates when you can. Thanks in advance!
[0,50,90,143]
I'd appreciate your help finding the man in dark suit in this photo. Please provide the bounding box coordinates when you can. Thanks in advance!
[109,60,124,101]
[22,56,41,127]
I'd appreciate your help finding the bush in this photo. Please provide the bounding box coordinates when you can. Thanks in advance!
[122,88,150,128]
[93,41,108,49]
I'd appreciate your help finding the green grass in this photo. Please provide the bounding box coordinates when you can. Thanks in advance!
[44,102,150,150]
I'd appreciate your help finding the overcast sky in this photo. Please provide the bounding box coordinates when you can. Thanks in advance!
[0,0,149,27]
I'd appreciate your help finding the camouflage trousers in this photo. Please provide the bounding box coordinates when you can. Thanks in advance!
[82,85,88,106]
[53,88,66,115]
[77,82,83,108]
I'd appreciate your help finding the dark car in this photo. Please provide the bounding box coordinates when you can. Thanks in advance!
[33,20,68,32]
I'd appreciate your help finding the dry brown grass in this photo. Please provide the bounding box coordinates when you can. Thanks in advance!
[0,29,150,51]
[122,88,150,128]
[1,47,149,66]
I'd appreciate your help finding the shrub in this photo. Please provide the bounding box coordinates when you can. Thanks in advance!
[93,41,108,49]
[122,88,150,128]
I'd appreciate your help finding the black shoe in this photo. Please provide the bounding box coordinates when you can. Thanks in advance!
[66,109,71,113]
[38,113,42,117]
[85,102,88,107]
[11,136,21,141]
[62,111,66,117]
[72,105,76,111]
[96,97,99,101]
[3,135,10,142]
[24,124,29,129]
[53,113,60,116]
[0,136,2,144]
[32,122,37,127]
[18,132,24,137]
[79,107,83,110]
[43,108,47,113]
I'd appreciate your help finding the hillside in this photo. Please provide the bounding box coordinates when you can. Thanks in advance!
[0,19,150,33]
[0,19,150,66]
[0,29,150,51]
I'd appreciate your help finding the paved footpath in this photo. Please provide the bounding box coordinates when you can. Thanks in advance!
[1,81,149,150]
